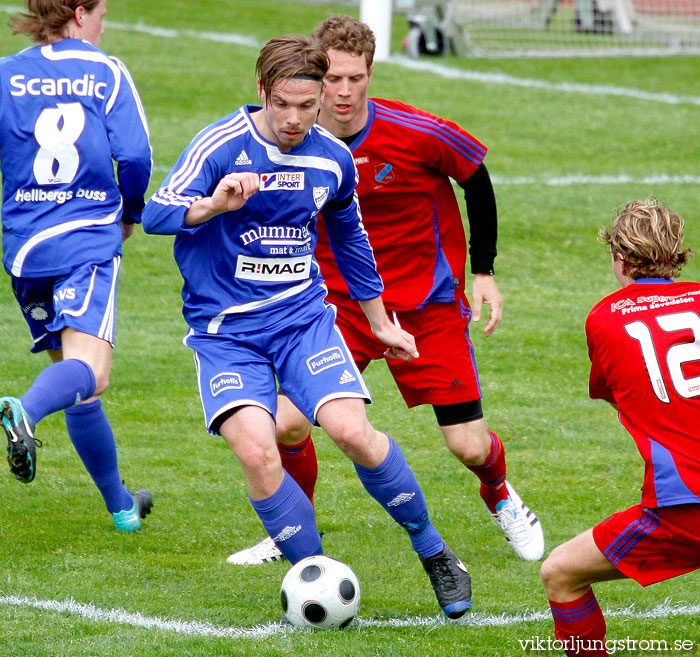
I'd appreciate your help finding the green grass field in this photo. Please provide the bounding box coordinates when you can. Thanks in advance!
[1,1,699,655]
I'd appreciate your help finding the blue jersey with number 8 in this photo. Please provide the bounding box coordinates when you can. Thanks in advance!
[0,38,152,278]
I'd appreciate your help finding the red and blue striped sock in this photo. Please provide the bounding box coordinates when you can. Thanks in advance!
[468,431,508,513]
[549,588,608,656]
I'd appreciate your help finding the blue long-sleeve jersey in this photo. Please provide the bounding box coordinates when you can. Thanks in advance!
[142,105,382,334]
[0,39,152,277]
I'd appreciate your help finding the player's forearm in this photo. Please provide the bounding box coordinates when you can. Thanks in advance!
[357,296,393,333]
[184,196,221,227]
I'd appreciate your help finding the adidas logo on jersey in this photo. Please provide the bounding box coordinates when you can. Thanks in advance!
[339,369,356,384]
[235,150,252,165]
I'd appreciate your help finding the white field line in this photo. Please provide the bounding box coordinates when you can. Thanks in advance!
[1,4,699,107]
[389,55,700,107]
[1,595,699,638]
[489,173,700,186]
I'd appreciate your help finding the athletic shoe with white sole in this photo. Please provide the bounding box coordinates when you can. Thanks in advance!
[113,488,153,531]
[420,544,472,619]
[2,396,41,484]
[490,480,544,561]
[227,536,285,565]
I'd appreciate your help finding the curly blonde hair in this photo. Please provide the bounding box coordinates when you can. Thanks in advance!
[599,198,693,279]
[312,14,376,69]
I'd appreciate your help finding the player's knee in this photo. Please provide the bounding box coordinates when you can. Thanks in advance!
[441,419,491,465]
[446,433,490,465]
[92,371,110,396]
[328,423,374,459]
[275,417,311,444]
[237,439,280,475]
[540,546,570,597]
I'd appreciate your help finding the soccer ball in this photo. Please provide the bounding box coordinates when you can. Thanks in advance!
[280,555,360,629]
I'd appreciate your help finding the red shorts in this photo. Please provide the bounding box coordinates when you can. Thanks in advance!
[592,504,700,586]
[331,292,480,408]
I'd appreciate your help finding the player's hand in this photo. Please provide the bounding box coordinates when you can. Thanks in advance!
[185,172,260,226]
[210,172,260,214]
[471,273,503,337]
[120,221,134,242]
[374,324,419,362]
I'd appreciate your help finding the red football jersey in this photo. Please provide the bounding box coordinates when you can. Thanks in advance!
[586,279,700,508]
[316,99,486,311]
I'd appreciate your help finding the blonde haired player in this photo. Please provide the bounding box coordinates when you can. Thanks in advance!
[541,199,700,656]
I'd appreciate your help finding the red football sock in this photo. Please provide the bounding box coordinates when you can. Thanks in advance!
[549,589,608,656]
[278,433,318,506]
[467,431,508,513]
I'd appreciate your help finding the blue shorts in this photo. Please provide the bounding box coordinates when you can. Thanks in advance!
[10,256,121,353]
[184,302,371,434]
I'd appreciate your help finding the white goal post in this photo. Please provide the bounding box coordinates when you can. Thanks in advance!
[360,0,394,60]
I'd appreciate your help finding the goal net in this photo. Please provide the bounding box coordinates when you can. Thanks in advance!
[405,0,700,57]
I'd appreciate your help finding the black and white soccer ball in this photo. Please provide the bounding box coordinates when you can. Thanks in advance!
[280,555,360,629]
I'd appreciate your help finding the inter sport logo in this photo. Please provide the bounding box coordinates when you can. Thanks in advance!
[260,172,305,191]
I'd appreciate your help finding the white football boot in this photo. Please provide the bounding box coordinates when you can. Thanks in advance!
[490,481,544,561]
[227,536,285,565]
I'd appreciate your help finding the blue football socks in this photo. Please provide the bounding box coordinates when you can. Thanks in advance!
[20,358,96,424]
[64,399,133,513]
[355,435,444,559]
[250,471,323,563]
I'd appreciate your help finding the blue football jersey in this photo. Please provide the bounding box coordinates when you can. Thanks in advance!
[0,39,152,277]
[143,105,383,334]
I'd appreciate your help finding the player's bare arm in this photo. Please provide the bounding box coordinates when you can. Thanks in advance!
[471,273,503,337]
[357,297,419,361]
[184,172,260,227]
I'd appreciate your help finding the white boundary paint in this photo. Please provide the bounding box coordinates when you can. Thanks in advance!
[389,55,700,108]
[490,174,700,186]
[1,595,699,638]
